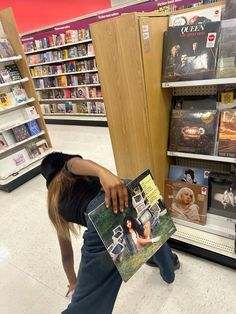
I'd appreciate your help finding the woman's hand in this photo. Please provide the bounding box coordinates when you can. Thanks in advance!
[65,282,76,297]
[98,169,128,214]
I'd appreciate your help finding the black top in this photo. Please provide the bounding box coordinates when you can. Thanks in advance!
[59,165,101,227]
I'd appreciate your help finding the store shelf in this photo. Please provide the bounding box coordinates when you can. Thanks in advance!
[167,151,236,164]
[0,149,54,192]
[39,97,103,101]
[0,55,22,62]
[35,83,100,90]
[24,38,92,54]
[0,130,45,155]
[172,213,236,240]
[28,55,95,67]
[171,222,235,259]
[44,114,107,127]
[0,97,35,115]
[162,77,236,88]
[32,69,98,79]
[0,114,40,132]
[0,77,29,88]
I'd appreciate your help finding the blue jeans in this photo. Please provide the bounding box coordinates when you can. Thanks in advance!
[62,189,176,314]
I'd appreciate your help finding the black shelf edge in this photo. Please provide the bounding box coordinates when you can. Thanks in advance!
[168,238,236,270]
[0,164,41,192]
[45,118,108,127]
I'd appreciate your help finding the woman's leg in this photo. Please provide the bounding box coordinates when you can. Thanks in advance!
[62,191,122,314]
[147,242,179,284]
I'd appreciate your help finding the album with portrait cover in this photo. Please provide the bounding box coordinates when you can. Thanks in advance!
[208,172,236,220]
[88,169,176,282]
[169,165,210,186]
[162,21,221,82]
[164,179,208,226]
[168,110,220,155]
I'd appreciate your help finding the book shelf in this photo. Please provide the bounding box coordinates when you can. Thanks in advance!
[90,8,236,269]
[21,25,107,126]
[0,8,52,192]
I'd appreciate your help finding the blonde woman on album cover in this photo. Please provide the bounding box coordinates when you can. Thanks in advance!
[170,187,200,223]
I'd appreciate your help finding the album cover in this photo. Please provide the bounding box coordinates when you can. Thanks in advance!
[172,95,217,110]
[168,110,220,155]
[208,172,236,219]
[36,139,49,154]
[0,37,15,58]
[11,85,27,103]
[218,109,236,157]
[25,142,40,159]
[0,92,12,108]
[77,102,88,113]
[164,179,208,225]
[12,124,30,142]
[89,169,176,282]
[23,106,38,119]
[5,64,21,81]
[162,21,221,82]
[216,19,236,79]
[169,165,210,185]
[169,6,221,27]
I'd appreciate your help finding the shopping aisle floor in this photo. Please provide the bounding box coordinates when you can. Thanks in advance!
[0,125,235,314]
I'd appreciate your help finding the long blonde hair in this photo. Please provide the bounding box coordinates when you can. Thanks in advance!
[47,170,79,239]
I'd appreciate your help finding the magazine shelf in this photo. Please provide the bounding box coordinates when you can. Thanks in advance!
[35,84,100,91]
[0,8,52,192]
[0,97,35,114]
[24,38,92,54]
[0,115,40,132]
[0,55,22,63]
[0,77,28,88]
[162,77,236,88]
[167,151,236,164]
[32,69,98,79]
[0,130,45,155]
[39,97,103,101]
[28,55,96,67]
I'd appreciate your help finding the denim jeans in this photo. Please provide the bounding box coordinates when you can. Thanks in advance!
[62,188,176,314]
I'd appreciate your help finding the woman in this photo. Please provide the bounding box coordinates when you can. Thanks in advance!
[123,216,160,254]
[41,152,179,314]
[171,187,200,223]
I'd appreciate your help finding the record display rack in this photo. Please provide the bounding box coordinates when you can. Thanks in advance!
[0,8,52,192]
[22,27,107,127]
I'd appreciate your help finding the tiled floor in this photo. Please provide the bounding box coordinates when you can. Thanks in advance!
[0,124,236,314]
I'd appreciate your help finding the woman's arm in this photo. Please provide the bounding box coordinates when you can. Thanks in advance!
[67,157,128,213]
[57,233,77,297]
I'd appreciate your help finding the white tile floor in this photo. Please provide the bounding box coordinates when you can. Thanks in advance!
[0,124,236,314]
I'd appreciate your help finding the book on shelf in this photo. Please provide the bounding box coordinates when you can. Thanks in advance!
[57,103,66,113]
[25,120,41,136]
[23,106,38,119]
[164,179,208,225]
[11,85,27,103]
[0,92,12,108]
[12,148,29,166]
[0,134,7,150]
[77,102,88,113]
[162,21,221,82]
[168,110,220,155]
[88,169,176,282]
[169,5,221,27]
[169,165,210,186]
[25,142,40,159]
[208,172,236,220]
[12,124,30,142]
[36,139,49,154]
[216,18,236,79]
[0,37,15,58]
[5,64,21,81]
[0,69,12,83]
[218,109,236,158]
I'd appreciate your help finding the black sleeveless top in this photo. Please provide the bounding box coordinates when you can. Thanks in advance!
[59,162,101,227]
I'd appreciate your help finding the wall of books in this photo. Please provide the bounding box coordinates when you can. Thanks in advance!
[161,3,236,265]
[0,8,52,192]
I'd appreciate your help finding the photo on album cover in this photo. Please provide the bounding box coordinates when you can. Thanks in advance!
[208,172,236,220]
[164,179,208,225]
[168,165,210,186]
[89,169,176,282]
[168,110,219,155]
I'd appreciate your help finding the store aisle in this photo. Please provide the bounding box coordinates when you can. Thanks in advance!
[0,124,235,314]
